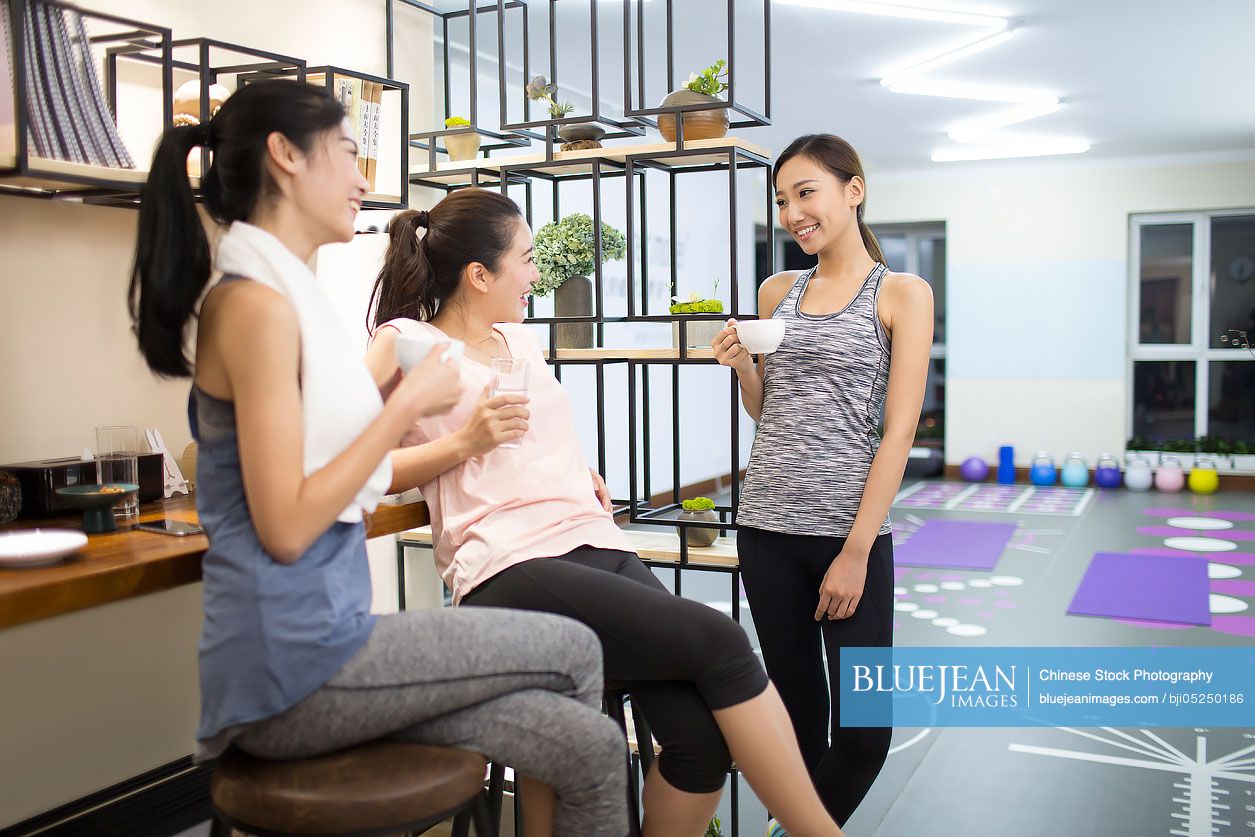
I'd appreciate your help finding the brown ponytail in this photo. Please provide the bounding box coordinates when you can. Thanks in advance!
[368,188,523,331]
[774,134,886,266]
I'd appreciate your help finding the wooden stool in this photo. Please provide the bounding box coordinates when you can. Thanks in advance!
[208,740,500,837]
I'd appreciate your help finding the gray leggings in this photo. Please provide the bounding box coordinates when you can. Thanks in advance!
[235,607,628,836]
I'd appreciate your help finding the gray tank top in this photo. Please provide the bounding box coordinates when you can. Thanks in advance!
[736,263,893,538]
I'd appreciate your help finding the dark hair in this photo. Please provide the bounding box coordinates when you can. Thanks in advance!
[129,80,346,377]
[773,134,886,265]
[369,188,523,328]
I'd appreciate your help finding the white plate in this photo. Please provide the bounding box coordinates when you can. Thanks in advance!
[0,529,89,568]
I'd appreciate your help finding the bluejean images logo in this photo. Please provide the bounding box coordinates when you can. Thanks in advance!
[840,647,1254,728]
[851,662,1019,709]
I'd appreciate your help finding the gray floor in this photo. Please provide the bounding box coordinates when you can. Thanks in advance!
[184,482,1254,837]
[655,481,1255,837]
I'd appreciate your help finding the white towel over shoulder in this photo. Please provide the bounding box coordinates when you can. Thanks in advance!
[215,221,391,523]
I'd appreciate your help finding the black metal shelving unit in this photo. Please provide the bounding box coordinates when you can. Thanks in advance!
[388,3,774,834]
[2,3,413,210]
[0,0,171,204]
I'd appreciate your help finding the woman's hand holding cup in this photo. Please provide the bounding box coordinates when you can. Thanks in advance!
[713,318,755,377]
[394,348,463,419]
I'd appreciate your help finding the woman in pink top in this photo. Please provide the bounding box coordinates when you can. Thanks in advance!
[366,189,843,837]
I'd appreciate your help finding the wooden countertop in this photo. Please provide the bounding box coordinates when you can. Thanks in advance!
[0,494,428,631]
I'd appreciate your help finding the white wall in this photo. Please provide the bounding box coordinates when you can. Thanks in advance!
[865,153,1255,466]
[0,2,434,826]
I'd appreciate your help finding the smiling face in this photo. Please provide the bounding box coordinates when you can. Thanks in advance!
[474,217,538,324]
[289,118,369,245]
[774,153,864,256]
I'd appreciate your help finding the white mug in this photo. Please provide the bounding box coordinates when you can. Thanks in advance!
[396,332,465,372]
[732,319,787,354]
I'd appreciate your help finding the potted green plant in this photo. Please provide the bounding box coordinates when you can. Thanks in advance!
[705,815,724,837]
[526,75,605,145]
[533,213,626,348]
[658,59,729,143]
[443,116,480,161]
[679,497,720,547]
[670,284,725,349]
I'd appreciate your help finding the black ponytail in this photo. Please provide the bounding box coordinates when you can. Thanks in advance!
[129,80,346,378]
[368,188,523,332]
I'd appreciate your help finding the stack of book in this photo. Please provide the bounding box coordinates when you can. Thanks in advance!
[4,0,135,168]
[310,73,384,193]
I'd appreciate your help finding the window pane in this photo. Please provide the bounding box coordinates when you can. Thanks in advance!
[1208,361,1255,444]
[1209,215,1255,349]
[879,234,907,273]
[918,237,946,343]
[1138,224,1193,344]
[1132,360,1196,441]
[917,358,945,449]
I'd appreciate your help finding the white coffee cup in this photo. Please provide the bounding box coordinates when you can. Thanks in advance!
[396,332,465,372]
[733,319,787,354]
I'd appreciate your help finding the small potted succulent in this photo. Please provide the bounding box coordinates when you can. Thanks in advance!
[526,75,604,145]
[533,213,627,348]
[658,59,729,143]
[443,116,481,162]
[679,497,720,547]
[670,281,725,348]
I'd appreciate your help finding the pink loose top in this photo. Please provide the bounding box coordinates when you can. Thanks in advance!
[376,318,630,603]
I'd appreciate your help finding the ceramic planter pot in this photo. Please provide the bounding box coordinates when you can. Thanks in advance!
[557,123,606,143]
[657,89,728,143]
[555,275,594,349]
[672,319,724,349]
[445,132,481,162]
[679,509,720,547]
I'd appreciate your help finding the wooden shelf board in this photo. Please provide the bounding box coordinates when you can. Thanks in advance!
[539,347,717,361]
[399,525,738,569]
[0,153,148,193]
[407,137,771,184]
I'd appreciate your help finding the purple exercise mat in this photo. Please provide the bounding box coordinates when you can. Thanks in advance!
[894,520,1017,570]
[1068,552,1211,626]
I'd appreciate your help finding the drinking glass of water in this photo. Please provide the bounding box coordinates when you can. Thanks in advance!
[95,425,140,517]
[489,357,528,449]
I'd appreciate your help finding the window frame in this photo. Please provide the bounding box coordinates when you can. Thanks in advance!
[1128,208,1255,441]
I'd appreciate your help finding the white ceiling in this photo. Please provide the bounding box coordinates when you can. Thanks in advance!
[524,0,1255,172]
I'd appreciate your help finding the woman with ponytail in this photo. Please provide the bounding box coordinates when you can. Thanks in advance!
[129,80,627,837]
[365,189,845,837]
[713,134,933,831]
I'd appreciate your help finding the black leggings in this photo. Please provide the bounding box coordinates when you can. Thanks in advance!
[463,546,769,794]
[737,526,894,826]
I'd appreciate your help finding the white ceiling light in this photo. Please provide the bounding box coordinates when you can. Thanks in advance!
[776,0,1004,28]
[778,0,1089,162]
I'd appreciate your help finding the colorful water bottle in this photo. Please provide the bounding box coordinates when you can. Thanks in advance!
[1094,453,1122,489]
[997,445,1016,484]
[1060,452,1089,488]
[1188,454,1220,494]
[1124,454,1153,492]
[1155,455,1185,493]
[1029,452,1057,486]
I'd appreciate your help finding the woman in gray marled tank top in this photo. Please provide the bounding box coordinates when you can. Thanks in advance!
[713,135,934,830]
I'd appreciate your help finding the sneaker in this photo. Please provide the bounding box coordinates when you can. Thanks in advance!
[765,818,789,837]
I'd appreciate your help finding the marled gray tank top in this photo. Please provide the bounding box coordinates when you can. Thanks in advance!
[736,263,893,538]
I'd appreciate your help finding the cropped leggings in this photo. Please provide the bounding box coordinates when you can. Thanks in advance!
[463,545,770,794]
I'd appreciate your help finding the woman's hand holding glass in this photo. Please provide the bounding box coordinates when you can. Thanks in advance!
[455,386,531,457]
[712,318,755,377]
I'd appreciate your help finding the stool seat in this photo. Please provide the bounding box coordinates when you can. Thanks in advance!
[212,741,488,836]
